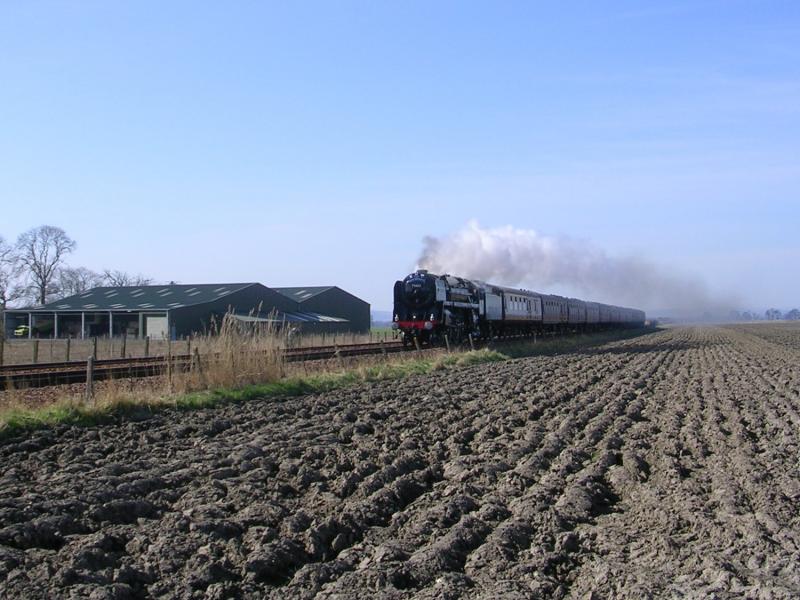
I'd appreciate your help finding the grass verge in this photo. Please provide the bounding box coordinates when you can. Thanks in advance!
[0,328,655,442]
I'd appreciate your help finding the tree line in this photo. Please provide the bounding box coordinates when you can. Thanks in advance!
[766,308,800,321]
[731,308,800,321]
[0,225,152,310]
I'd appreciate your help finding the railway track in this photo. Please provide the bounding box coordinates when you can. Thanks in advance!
[0,341,406,389]
[1,328,635,390]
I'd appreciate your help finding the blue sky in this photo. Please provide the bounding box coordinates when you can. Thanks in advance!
[1,1,798,311]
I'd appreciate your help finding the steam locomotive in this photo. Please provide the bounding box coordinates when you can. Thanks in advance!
[393,270,645,345]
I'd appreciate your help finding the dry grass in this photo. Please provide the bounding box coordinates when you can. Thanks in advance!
[0,312,286,424]
[171,313,286,393]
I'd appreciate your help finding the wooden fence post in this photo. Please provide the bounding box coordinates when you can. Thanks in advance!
[192,346,201,371]
[468,334,475,351]
[85,355,95,404]
[192,347,205,387]
[166,337,173,393]
[334,343,343,369]
[413,337,421,354]
[92,337,98,362]
[444,335,451,354]
[121,334,127,358]
[0,335,4,366]
[66,337,71,361]
[32,339,39,364]
[144,336,150,357]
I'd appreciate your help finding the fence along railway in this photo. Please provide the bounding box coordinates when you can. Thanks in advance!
[0,341,408,389]
[1,323,642,390]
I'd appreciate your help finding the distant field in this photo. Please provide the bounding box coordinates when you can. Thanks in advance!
[724,321,800,350]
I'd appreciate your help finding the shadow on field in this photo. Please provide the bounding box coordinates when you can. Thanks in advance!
[577,339,716,356]
[496,328,662,359]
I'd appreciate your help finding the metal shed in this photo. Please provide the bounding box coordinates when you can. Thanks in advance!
[273,286,371,333]
[2,283,355,340]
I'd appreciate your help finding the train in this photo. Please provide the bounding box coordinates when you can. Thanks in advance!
[392,269,645,345]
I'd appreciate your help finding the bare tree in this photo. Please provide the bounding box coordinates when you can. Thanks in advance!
[765,308,783,321]
[56,266,104,298]
[786,308,800,321]
[0,236,25,311]
[102,269,153,287]
[15,226,76,305]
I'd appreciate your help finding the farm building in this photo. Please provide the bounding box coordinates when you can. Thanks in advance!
[3,282,368,340]
[274,286,371,333]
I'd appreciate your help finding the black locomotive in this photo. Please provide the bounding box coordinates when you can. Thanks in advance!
[393,270,645,345]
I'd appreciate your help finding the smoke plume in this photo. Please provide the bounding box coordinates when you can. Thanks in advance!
[417,221,728,314]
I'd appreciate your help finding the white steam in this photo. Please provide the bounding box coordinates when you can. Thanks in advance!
[417,221,727,314]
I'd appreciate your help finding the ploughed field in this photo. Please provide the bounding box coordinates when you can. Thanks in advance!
[1,325,799,599]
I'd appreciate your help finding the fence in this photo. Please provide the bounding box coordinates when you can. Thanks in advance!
[0,329,399,366]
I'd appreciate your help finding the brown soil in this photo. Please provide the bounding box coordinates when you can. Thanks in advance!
[1,326,799,599]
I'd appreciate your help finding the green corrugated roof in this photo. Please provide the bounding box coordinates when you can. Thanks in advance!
[233,310,348,324]
[273,286,334,302]
[20,283,258,312]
